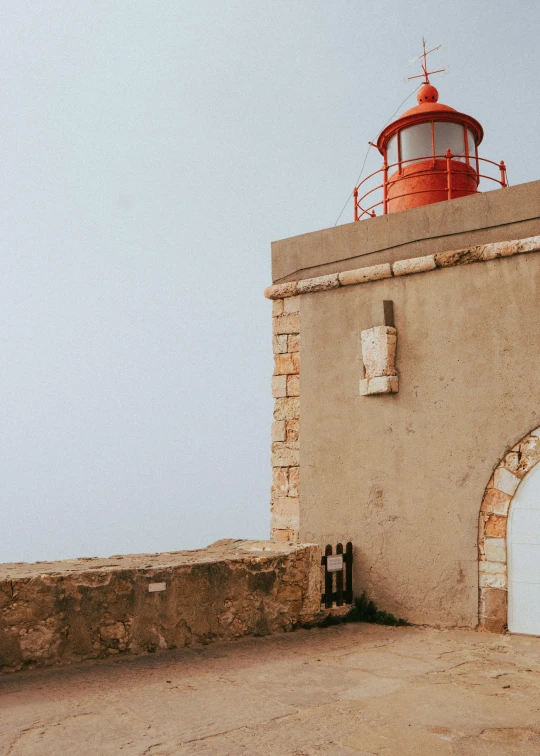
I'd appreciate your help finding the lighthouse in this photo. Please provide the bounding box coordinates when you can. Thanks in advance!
[266,43,540,635]
[354,42,507,219]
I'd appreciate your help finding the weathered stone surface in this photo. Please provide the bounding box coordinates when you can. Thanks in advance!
[360,375,399,395]
[7,625,540,753]
[273,397,300,421]
[283,295,301,314]
[273,313,300,335]
[296,273,340,295]
[493,466,521,496]
[286,418,299,442]
[272,298,284,317]
[503,451,521,473]
[0,540,321,672]
[361,326,397,378]
[436,237,540,269]
[271,497,300,517]
[479,587,507,632]
[271,467,288,497]
[484,538,506,563]
[481,235,540,260]
[274,352,300,376]
[339,263,392,286]
[270,298,300,547]
[479,562,507,590]
[435,245,485,267]
[287,333,300,353]
[288,467,299,497]
[484,514,507,538]
[270,513,300,531]
[271,442,300,468]
[479,559,506,575]
[271,527,299,543]
[287,374,300,397]
[515,435,540,474]
[271,420,286,443]
[271,375,287,398]
[359,325,398,396]
[481,489,511,515]
[264,282,297,300]
[392,255,436,276]
[272,334,288,354]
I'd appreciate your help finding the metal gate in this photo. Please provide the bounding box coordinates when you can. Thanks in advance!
[321,542,353,608]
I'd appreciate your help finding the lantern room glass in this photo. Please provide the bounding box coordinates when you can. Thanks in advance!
[467,129,476,163]
[386,122,479,174]
[387,135,398,169]
[400,123,432,166]
[434,122,466,162]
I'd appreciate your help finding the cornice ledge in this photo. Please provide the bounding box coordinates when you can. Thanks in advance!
[264,235,540,299]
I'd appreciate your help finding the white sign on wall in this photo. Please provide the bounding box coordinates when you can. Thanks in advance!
[326,555,344,572]
[148,582,167,592]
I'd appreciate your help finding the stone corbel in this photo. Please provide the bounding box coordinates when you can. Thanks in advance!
[360,301,398,395]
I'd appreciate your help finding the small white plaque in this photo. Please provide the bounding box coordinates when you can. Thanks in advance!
[326,555,344,572]
[148,582,166,592]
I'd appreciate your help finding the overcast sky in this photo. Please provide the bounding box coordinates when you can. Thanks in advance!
[1,1,539,563]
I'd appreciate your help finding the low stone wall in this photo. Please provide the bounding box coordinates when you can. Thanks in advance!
[0,539,321,672]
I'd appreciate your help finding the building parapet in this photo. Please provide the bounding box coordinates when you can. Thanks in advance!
[265,235,540,300]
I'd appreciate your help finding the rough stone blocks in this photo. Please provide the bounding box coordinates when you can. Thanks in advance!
[360,375,399,395]
[273,313,300,335]
[479,587,508,633]
[271,375,287,398]
[270,299,301,543]
[0,540,322,672]
[360,326,398,396]
[339,263,392,286]
[392,255,436,276]
[478,425,540,632]
[274,353,300,376]
[296,273,339,295]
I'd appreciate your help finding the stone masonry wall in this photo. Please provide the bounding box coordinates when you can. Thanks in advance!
[266,234,540,629]
[271,295,300,542]
[0,539,321,672]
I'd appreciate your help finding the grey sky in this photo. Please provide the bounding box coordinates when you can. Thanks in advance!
[2,1,539,562]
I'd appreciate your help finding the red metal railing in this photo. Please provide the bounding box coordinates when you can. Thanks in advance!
[353,149,508,221]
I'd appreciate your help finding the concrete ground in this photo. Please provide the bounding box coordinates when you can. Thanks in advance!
[2,624,540,755]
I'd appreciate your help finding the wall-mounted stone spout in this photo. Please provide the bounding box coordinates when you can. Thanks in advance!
[360,325,398,395]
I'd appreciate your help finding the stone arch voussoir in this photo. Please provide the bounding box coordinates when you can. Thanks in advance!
[479,427,540,632]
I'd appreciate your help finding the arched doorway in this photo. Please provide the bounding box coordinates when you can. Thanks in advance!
[508,462,540,634]
[478,428,540,633]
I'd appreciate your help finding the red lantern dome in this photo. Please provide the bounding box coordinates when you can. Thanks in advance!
[353,43,508,220]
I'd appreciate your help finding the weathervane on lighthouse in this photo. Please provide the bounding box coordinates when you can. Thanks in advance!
[407,38,446,86]
[353,41,508,220]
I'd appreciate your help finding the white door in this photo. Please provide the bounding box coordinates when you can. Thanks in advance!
[508,461,540,635]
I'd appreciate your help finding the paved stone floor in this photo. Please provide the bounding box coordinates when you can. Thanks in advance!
[2,623,540,755]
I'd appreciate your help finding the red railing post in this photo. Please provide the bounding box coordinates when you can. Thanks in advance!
[383,161,388,215]
[446,149,453,200]
[353,187,359,222]
[499,160,507,188]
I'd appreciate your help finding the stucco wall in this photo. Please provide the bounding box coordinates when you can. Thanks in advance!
[299,251,540,627]
[272,181,540,283]
[0,540,321,672]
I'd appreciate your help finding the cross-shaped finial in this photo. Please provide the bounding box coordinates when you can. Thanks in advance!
[408,38,445,85]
